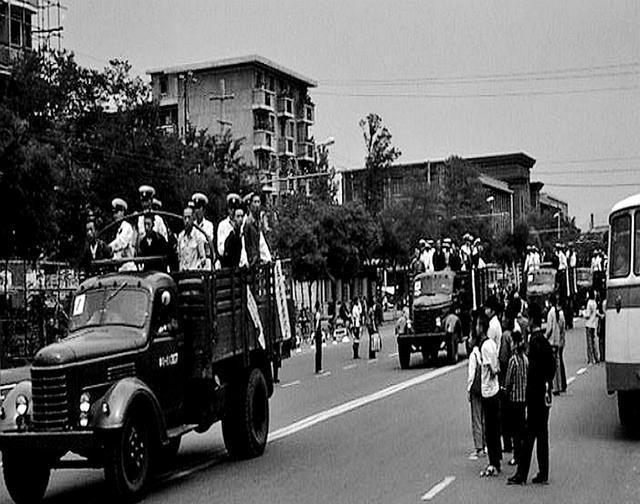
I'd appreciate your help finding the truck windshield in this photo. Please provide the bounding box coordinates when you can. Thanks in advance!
[69,287,149,331]
[414,274,453,297]
[528,270,555,287]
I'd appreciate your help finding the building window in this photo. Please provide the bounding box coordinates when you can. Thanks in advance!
[255,70,264,89]
[268,75,275,91]
[159,75,168,95]
[10,10,22,46]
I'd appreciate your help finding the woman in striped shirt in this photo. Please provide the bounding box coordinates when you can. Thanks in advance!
[505,330,528,467]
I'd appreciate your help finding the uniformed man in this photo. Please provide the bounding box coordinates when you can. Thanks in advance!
[191,192,215,269]
[136,185,168,241]
[177,206,206,271]
[472,237,486,269]
[217,193,247,268]
[419,239,433,272]
[108,198,137,271]
[461,233,473,270]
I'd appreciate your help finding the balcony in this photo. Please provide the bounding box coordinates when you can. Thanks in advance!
[296,140,315,162]
[277,96,294,118]
[278,137,295,156]
[158,124,178,135]
[298,103,314,124]
[252,88,276,111]
[253,130,275,152]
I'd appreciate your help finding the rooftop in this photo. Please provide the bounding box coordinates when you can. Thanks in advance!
[611,192,640,215]
[147,54,317,88]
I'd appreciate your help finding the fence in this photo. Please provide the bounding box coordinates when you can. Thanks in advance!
[0,259,79,368]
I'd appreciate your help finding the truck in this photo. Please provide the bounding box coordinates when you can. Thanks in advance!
[397,266,499,369]
[525,266,557,314]
[0,257,291,503]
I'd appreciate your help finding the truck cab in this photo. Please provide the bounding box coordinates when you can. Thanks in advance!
[526,266,557,314]
[0,264,289,503]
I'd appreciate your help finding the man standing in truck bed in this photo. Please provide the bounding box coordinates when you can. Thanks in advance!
[178,206,207,271]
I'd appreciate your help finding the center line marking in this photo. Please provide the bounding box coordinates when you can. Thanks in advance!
[576,367,587,375]
[422,476,456,501]
[316,371,332,378]
[343,364,357,370]
[280,380,300,388]
[367,359,378,364]
[270,361,465,442]
[567,377,576,385]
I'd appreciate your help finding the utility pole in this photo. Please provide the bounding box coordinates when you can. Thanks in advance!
[209,79,235,135]
[179,71,196,137]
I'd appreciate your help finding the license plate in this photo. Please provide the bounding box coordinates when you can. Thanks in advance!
[436,317,441,326]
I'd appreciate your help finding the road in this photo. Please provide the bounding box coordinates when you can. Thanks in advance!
[1,319,639,504]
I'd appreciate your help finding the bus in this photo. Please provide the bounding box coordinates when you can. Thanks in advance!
[606,193,640,429]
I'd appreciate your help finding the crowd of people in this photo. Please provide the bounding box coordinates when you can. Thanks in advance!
[409,233,487,275]
[80,185,272,275]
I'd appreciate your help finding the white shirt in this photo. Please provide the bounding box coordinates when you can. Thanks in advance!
[591,256,602,272]
[178,228,206,271]
[480,338,500,398]
[557,250,568,270]
[467,346,482,392]
[217,217,234,258]
[352,303,362,328]
[109,220,135,259]
[532,252,541,270]
[195,217,214,243]
[488,315,502,355]
[420,249,434,272]
[137,215,168,241]
[585,299,598,329]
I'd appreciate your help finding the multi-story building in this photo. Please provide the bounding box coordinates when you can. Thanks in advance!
[147,55,317,183]
[340,152,565,236]
[539,191,569,219]
[0,0,38,76]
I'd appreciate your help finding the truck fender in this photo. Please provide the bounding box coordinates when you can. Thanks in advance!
[91,377,167,444]
[0,381,32,431]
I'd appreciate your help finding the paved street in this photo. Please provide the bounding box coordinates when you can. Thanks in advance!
[1,319,638,504]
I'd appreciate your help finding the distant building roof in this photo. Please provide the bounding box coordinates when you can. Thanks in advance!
[479,174,513,194]
[147,54,317,87]
[466,152,536,169]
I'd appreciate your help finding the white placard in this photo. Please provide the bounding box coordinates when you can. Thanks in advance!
[72,294,86,316]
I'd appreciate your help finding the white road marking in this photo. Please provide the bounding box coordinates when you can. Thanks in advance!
[576,367,587,375]
[270,361,466,442]
[367,359,378,364]
[343,364,357,370]
[388,352,399,358]
[280,380,300,388]
[316,371,332,378]
[421,476,456,501]
[567,377,576,385]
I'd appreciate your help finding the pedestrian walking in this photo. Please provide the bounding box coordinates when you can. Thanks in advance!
[498,310,516,454]
[555,301,567,393]
[544,295,562,395]
[478,312,502,477]
[584,290,600,364]
[508,303,556,485]
[352,297,362,359]
[504,330,528,467]
[467,330,485,460]
[314,301,323,374]
[367,301,381,359]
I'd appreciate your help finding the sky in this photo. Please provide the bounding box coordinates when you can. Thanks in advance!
[59,0,640,230]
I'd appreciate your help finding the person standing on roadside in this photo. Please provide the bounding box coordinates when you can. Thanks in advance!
[504,330,528,468]
[314,301,323,374]
[544,295,561,395]
[467,330,485,460]
[478,312,502,477]
[508,303,556,485]
[352,297,362,359]
[584,290,600,364]
[555,301,567,394]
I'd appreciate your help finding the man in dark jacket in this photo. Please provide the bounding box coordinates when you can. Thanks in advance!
[432,240,447,271]
[79,220,111,275]
[508,303,556,485]
[138,213,168,272]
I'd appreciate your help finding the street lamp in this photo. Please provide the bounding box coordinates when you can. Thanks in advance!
[553,211,561,239]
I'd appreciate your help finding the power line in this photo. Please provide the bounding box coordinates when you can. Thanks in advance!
[536,167,640,175]
[320,69,640,87]
[540,155,640,165]
[314,84,640,99]
[319,60,640,85]
[544,182,640,188]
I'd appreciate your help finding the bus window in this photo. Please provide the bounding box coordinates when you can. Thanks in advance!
[636,211,640,275]
[610,213,631,278]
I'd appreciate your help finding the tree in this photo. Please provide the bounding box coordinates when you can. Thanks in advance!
[359,113,401,215]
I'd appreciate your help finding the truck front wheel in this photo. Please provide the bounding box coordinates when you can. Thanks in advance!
[104,410,151,498]
[222,367,269,459]
[2,450,50,504]
[398,342,411,369]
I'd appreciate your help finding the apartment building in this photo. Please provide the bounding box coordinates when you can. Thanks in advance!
[0,0,38,75]
[147,55,318,183]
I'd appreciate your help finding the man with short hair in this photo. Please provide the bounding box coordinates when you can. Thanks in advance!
[243,192,271,266]
[220,205,246,268]
[178,206,206,271]
[80,220,111,273]
[136,185,168,241]
[432,240,447,271]
[485,296,503,355]
[138,213,168,272]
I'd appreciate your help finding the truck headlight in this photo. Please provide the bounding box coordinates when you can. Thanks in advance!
[79,392,91,413]
[15,395,29,417]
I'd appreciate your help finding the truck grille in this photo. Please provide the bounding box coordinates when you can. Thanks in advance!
[31,369,69,430]
[414,309,437,334]
[107,362,136,381]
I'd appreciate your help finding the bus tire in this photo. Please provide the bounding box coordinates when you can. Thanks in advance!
[618,391,640,432]
[399,343,411,369]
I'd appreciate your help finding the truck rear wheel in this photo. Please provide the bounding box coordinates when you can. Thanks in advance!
[2,450,50,504]
[104,410,151,499]
[399,343,411,369]
[222,367,269,459]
